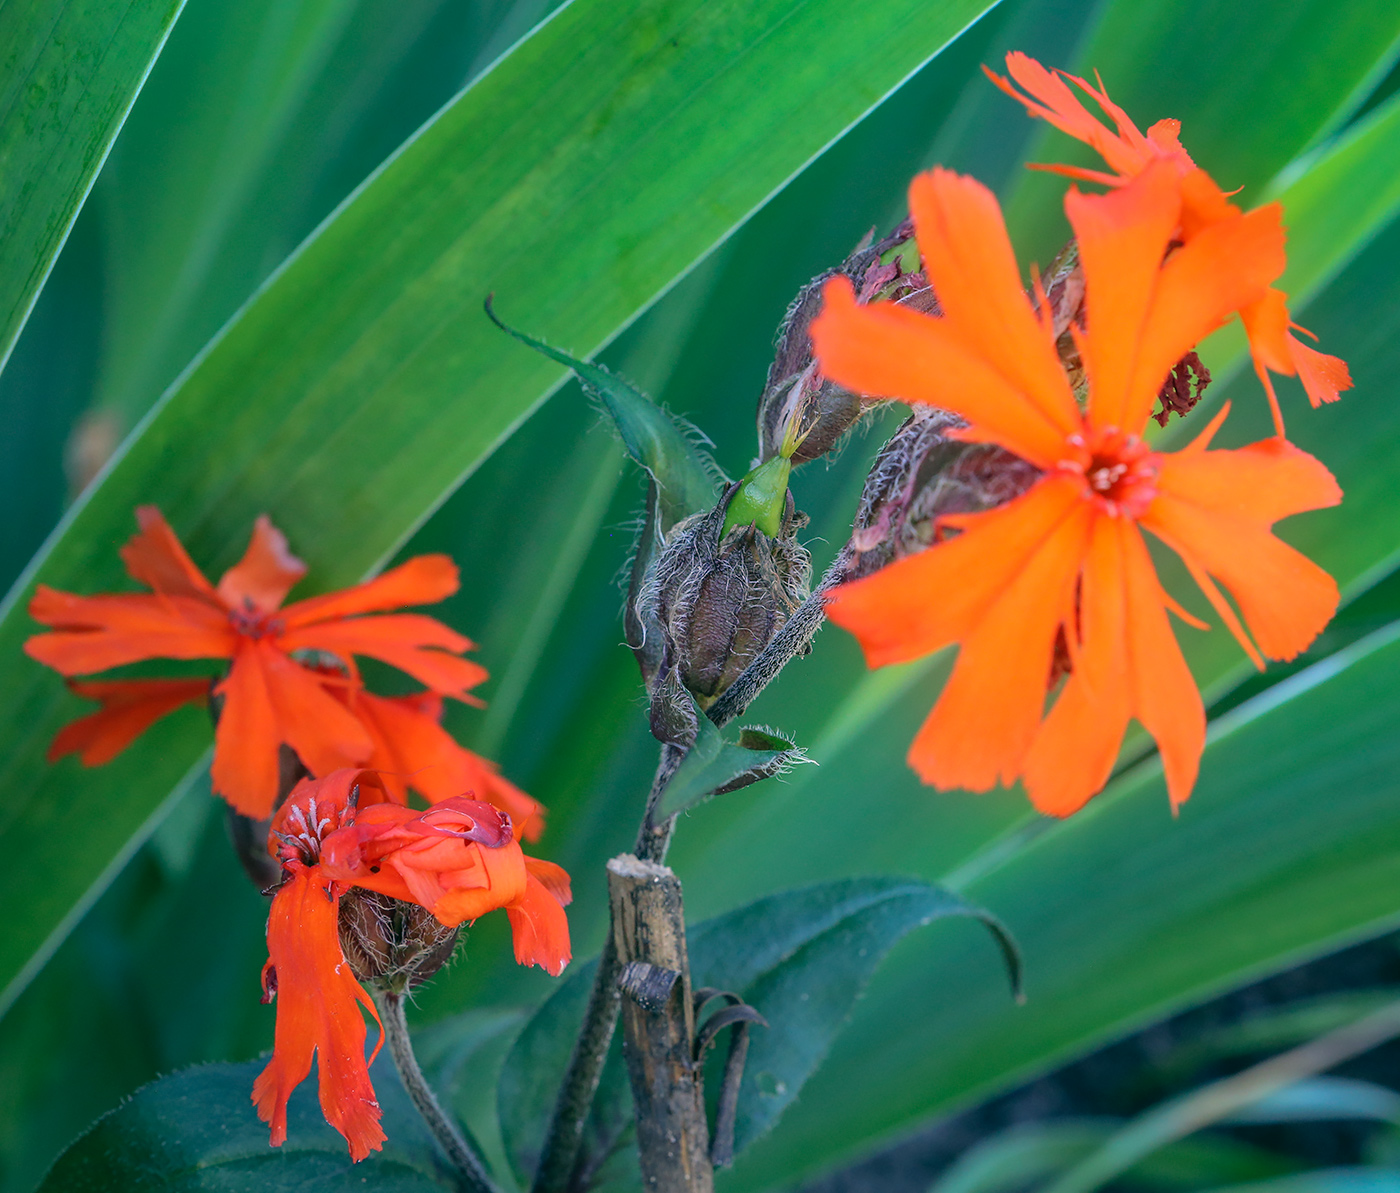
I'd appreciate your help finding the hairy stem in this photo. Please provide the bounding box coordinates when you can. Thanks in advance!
[706,546,851,728]
[532,549,848,1191]
[378,988,499,1193]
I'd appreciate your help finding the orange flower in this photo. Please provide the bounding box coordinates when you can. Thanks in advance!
[987,51,1352,430]
[327,684,547,841]
[317,795,572,975]
[254,770,571,1159]
[26,508,485,816]
[811,163,1341,815]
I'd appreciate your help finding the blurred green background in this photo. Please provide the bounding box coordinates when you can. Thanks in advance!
[3,0,1400,1189]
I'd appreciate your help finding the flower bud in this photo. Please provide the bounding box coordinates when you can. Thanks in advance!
[757,220,933,467]
[637,483,811,711]
[845,408,1040,581]
[337,887,460,992]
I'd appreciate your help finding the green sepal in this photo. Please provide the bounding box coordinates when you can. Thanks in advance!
[658,694,811,819]
[721,455,792,538]
[487,300,721,534]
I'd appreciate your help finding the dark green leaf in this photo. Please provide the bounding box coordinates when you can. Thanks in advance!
[0,0,186,373]
[658,696,810,819]
[685,877,1021,1156]
[496,877,1019,1181]
[929,1119,1301,1193]
[486,301,720,532]
[37,1057,456,1191]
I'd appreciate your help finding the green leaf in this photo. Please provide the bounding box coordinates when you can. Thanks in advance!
[0,0,187,374]
[0,0,1003,1015]
[37,1058,457,1191]
[929,1119,1300,1193]
[658,696,811,819]
[486,301,720,533]
[684,877,1021,1156]
[496,877,1019,1182]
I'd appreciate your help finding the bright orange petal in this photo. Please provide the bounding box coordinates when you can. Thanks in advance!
[280,556,460,628]
[25,588,235,674]
[1067,161,1182,429]
[907,492,1093,791]
[1117,520,1205,809]
[1124,202,1285,429]
[1240,288,1293,373]
[826,475,1080,667]
[280,614,487,701]
[262,649,376,783]
[217,515,307,614]
[1023,518,1132,816]
[350,690,547,838]
[506,870,573,976]
[989,53,1156,181]
[1146,439,1341,662]
[48,677,210,766]
[1290,334,1352,407]
[212,646,285,817]
[908,168,1080,434]
[252,867,385,1162]
[119,507,219,602]
[810,277,1073,468]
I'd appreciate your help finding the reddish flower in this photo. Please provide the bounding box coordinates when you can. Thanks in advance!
[987,51,1352,430]
[811,163,1341,815]
[26,508,486,816]
[254,770,571,1159]
[46,677,211,766]
[326,683,546,841]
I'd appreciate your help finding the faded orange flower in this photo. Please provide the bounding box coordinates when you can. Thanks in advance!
[25,508,486,816]
[812,162,1341,815]
[253,769,570,1160]
[987,51,1351,432]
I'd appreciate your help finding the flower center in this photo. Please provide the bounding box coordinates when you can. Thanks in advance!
[228,597,283,640]
[1080,429,1158,517]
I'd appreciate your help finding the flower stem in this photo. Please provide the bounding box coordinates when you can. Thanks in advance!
[530,746,682,1193]
[378,988,500,1193]
[531,550,849,1192]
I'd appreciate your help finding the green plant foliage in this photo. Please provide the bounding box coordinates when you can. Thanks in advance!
[8,0,1400,1185]
[929,1120,1301,1193]
[659,704,810,819]
[36,1059,455,1192]
[0,0,1002,1017]
[486,305,720,533]
[496,877,1018,1183]
[0,0,186,373]
[727,621,1400,1189]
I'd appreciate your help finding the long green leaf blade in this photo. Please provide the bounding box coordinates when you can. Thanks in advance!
[0,0,187,373]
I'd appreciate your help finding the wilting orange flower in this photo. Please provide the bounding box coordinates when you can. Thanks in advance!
[326,683,546,841]
[812,162,1341,815]
[987,51,1352,430]
[254,769,571,1160]
[26,508,486,816]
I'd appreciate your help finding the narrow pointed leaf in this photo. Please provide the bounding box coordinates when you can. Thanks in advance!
[487,303,720,531]
[0,0,187,374]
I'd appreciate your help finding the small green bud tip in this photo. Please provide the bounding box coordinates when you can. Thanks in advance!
[722,456,791,538]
